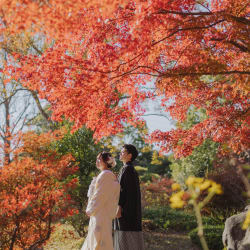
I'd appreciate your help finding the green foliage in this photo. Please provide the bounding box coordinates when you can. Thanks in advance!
[149,150,171,176]
[140,173,160,182]
[103,124,171,176]
[179,106,207,130]
[170,139,218,187]
[189,225,224,250]
[135,166,148,175]
[56,126,101,176]
[55,126,102,236]
[170,106,219,187]
[143,207,218,232]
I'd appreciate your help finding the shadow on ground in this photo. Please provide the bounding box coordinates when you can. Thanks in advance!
[144,231,200,250]
[45,224,200,250]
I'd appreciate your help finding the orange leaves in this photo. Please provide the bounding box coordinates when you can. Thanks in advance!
[0,129,78,249]
[2,0,249,158]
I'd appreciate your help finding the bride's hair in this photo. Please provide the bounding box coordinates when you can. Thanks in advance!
[100,152,116,168]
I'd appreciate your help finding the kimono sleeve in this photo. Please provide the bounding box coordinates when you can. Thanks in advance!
[118,169,136,208]
[86,173,110,216]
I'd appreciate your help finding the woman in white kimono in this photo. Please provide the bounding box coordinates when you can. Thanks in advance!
[81,152,120,250]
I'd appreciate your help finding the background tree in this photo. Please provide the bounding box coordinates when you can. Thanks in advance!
[103,124,171,179]
[3,0,247,159]
[0,30,52,164]
[169,107,219,186]
[54,126,102,237]
[0,130,78,250]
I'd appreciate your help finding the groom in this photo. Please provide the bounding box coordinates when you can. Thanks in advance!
[114,144,144,250]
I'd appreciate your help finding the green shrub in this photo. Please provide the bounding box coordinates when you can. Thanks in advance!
[140,173,160,182]
[170,139,218,188]
[143,207,218,232]
[135,166,148,175]
[189,225,224,250]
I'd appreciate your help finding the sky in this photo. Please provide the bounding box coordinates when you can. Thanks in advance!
[144,114,175,133]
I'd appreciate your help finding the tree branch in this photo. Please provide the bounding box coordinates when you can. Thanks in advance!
[29,90,54,127]
[152,19,225,46]
[0,88,28,106]
[112,65,250,79]
[211,38,249,52]
[141,113,171,121]
[155,9,213,16]
[27,214,52,250]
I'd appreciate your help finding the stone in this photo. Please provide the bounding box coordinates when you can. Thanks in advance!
[223,205,250,250]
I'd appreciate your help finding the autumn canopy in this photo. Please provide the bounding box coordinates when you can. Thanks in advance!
[1,0,249,157]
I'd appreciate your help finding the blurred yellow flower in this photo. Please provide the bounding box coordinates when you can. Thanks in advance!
[172,183,181,191]
[199,180,211,191]
[186,176,204,186]
[170,191,185,208]
[208,182,223,195]
[242,211,250,230]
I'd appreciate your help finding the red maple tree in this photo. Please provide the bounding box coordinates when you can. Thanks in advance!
[0,130,78,250]
[1,0,249,157]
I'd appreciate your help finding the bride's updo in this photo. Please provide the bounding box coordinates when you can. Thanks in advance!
[100,152,116,168]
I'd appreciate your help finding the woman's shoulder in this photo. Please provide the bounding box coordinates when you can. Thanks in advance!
[97,170,116,180]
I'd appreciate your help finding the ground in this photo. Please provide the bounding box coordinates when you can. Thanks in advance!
[44,224,200,250]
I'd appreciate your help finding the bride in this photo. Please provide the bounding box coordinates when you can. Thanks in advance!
[81,152,120,250]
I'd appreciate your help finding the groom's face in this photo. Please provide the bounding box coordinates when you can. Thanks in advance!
[120,148,131,162]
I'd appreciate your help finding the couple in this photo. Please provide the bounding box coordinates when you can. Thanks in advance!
[81,144,145,250]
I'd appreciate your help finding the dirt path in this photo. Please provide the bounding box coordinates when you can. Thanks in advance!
[144,231,200,250]
[45,224,200,250]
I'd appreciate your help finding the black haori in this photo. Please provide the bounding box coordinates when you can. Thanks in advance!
[113,162,144,249]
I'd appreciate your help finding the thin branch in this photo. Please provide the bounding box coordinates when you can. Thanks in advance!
[152,19,225,46]
[29,90,54,127]
[112,66,250,79]
[27,214,52,250]
[0,88,28,106]
[141,113,171,120]
[9,220,19,250]
[30,41,43,56]
[155,9,250,26]
[10,104,30,134]
[211,38,249,52]
[155,9,213,16]
[229,15,250,25]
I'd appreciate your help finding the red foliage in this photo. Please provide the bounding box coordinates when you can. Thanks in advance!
[0,130,78,249]
[141,177,174,208]
[1,0,249,157]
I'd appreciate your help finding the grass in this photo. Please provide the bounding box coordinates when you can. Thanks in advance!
[44,223,84,250]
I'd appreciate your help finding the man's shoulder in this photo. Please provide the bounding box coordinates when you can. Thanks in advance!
[123,164,139,176]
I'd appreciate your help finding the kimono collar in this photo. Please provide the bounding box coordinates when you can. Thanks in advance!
[102,169,113,173]
[124,161,133,167]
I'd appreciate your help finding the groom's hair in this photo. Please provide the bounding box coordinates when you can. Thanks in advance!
[123,144,138,162]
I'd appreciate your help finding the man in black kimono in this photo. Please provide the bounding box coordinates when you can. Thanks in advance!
[114,144,145,250]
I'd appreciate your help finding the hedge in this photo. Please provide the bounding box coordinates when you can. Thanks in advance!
[188,225,225,250]
[143,207,218,232]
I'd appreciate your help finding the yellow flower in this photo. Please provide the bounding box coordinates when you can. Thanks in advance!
[199,180,212,191]
[186,176,204,186]
[208,182,223,195]
[170,191,185,208]
[186,176,196,186]
[242,211,250,230]
[172,183,181,191]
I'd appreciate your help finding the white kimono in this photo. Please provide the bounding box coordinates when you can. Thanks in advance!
[82,170,120,250]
